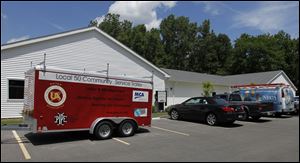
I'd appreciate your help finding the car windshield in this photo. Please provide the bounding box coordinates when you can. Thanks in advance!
[213,98,228,105]
[295,97,299,101]
[229,94,242,101]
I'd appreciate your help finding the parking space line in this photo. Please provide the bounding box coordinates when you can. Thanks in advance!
[112,138,130,145]
[12,130,31,160]
[151,126,190,136]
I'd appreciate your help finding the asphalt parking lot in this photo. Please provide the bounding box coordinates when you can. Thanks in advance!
[1,115,299,162]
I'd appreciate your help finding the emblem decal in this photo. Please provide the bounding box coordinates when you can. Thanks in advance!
[44,85,66,107]
[54,113,67,125]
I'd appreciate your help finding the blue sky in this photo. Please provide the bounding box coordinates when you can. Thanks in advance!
[1,1,299,45]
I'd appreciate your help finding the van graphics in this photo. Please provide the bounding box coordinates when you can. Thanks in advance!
[44,85,66,108]
[132,91,149,102]
[54,113,67,125]
[134,108,147,117]
[39,71,152,89]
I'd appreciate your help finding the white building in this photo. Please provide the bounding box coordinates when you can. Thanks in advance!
[1,27,297,118]
[162,68,297,106]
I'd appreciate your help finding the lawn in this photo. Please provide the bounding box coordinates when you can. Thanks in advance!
[1,118,24,125]
[152,112,169,118]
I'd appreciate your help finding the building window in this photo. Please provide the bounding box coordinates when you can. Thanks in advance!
[8,79,24,99]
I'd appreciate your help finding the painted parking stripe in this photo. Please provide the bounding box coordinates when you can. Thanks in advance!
[151,126,190,136]
[112,138,130,145]
[12,130,31,160]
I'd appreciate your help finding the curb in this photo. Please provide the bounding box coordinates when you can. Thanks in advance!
[1,124,30,130]
[152,117,161,120]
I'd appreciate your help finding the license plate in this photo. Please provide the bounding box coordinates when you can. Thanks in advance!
[238,115,243,118]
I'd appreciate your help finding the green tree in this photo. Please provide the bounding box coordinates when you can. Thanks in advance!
[160,14,198,70]
[145,28,166,66]
[202,82,214,97]
[98,13,122,39]
[129,24,147,59]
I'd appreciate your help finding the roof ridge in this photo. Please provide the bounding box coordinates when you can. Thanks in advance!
[224,70,282,77]
[1,26,94,46]
[161,68,222,77]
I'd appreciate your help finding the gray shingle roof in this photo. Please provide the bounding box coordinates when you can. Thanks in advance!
[161,68,227,85]
[161,68,283,86]
[223,70,282,85]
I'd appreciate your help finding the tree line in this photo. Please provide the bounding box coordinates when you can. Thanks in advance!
[89,13,299,93]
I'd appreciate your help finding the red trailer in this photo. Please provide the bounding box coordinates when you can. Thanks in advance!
[23,65,153,139]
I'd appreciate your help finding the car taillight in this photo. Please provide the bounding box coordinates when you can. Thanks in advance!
[222,106,235,112]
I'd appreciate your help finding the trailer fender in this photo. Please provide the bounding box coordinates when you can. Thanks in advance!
[89,117,138,134]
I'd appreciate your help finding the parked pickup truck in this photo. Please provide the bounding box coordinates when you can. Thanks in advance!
[214,93,274,120]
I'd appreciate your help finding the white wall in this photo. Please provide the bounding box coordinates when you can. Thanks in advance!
[1,31,166,118]
[165,80,230,106]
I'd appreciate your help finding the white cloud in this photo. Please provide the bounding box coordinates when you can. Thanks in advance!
[7,35,30,43]
[202,1,220,15]
[194,1,241,16]
[233,1,299,37]
[46,21,65,31]
[94,1,177,30]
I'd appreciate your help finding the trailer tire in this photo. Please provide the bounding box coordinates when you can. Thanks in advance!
[94,121,114,140]
[118,120,136,137]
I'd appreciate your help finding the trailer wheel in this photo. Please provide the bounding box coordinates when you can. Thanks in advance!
[118,120,136,137]
[94,121,113,140]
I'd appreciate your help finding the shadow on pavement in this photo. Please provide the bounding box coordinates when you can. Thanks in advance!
[168,118,244,128]
[264,115,294,119]
[25,131,93,146]
[24,127,151,146]
[239,118,272,123]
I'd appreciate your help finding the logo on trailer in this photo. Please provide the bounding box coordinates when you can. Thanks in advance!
[134,92,145,99]
[132,90,149,102]
[134,108,148,117]
[44,85,66,107]
[54,113,67,125]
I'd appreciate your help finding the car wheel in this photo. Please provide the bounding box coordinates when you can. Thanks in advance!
[94,121,114,140]
[118,120,136,137]
[251,116,261,121]
[206,113,218,126]
[170,109,180,120]
[274,113,282,117]
[242,107,249,121]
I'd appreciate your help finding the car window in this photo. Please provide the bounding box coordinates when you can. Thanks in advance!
[229,94,242,101]
[213,98,228,105]
[214,95,227,101]
[199,99,208,104]
[185,98,201,105]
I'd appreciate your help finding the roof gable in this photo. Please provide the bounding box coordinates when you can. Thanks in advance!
[1,27,170,78]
